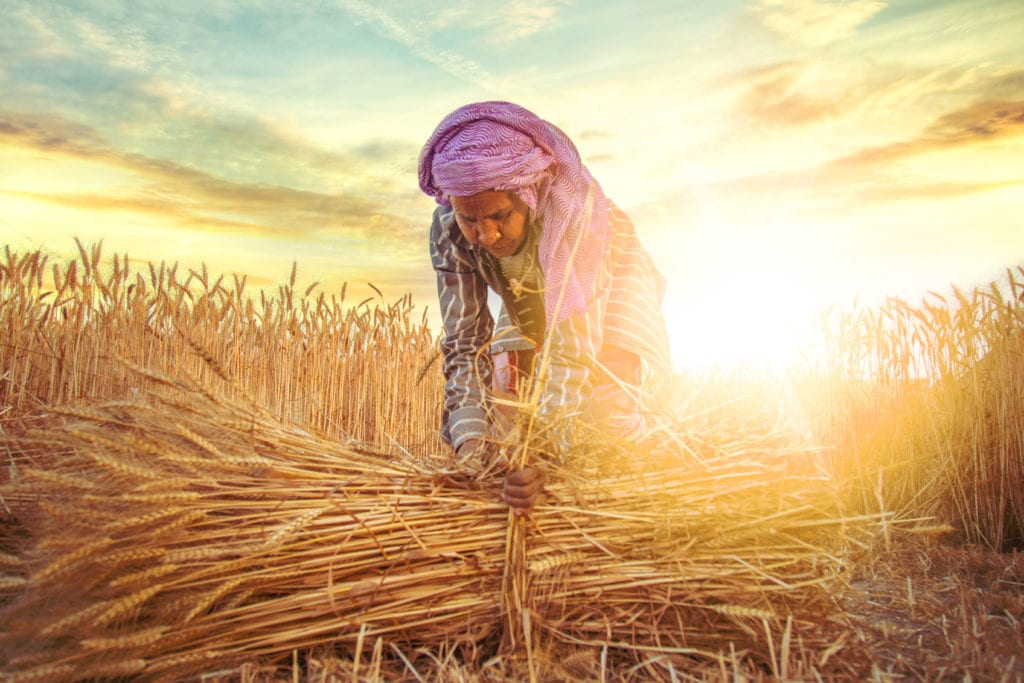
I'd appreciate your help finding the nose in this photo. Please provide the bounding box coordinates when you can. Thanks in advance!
[477,221,502,246]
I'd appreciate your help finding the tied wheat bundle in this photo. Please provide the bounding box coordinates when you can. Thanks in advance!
[1,366,864,681]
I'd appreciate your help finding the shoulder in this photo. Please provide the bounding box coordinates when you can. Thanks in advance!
[430,204,464,244]
[430,204,479,272]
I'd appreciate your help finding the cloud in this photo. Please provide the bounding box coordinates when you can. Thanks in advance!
[497,0,570,41]
[123,75,427,203]
[332,0,570,93]
[755,0,887,47]
[334,0,523,94]
[70,14,152,71]
[397,0,569,42]
[732,61,844,127]
[985,70,1024,100]
[8,5,73,58]
[831,100,1024,169]
[927,99,1024,142]
[4,3,186,80]
[3,189,292,238]
[641,95,1024,221]
[0,114,102,154]
[720,54,1024,134]
[853,179,1023,203]
[425,0,571,41]
[0,111,424,253]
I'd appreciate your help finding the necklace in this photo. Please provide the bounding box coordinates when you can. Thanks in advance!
[498,248,535,299]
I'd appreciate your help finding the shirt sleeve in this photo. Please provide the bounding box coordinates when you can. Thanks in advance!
[490,304,537,355]
[429,207,494,451]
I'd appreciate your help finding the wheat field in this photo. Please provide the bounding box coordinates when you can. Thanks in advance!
[1,242,1021,681]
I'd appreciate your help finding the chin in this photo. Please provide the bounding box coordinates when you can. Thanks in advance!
[494,241,525,258]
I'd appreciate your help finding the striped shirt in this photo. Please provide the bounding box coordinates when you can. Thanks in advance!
[429,201,671,451]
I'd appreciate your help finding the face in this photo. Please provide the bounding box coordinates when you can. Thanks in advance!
[450,190,529,258]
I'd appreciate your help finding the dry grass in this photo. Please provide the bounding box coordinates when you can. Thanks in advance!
[817,268,1024,550]
[1,242,1022,680]
[0,358,870,681]
[0,241,444,450]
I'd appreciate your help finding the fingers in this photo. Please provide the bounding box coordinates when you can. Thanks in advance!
[455,438,482,458]
[456,438,509,471]
[456,441,545,513]
[502,466,546,514]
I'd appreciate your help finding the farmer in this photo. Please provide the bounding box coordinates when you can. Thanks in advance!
[418,101,671,512]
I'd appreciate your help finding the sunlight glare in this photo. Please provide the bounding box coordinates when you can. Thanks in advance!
[661,220,824,372]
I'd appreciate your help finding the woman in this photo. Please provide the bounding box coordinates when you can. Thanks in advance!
[419,101,671,512]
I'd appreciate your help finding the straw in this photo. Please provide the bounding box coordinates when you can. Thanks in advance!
[1,363,865,681]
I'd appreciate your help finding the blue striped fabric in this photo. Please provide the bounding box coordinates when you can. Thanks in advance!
[430,201,671,452]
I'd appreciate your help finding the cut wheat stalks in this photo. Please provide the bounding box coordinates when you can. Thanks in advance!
[1,361,869,682]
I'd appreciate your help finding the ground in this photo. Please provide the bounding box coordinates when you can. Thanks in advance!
[838,537,1024,682]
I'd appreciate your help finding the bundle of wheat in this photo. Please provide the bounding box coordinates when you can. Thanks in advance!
[0,364,867,682]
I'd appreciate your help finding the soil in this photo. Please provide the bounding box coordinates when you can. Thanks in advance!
[838,537,1024,681]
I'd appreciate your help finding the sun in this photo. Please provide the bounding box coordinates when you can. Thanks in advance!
[657,222,826,373]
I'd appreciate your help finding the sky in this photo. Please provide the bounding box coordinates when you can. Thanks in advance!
[2,0,1023,370]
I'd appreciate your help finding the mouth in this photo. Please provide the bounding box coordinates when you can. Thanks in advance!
[484,243,513,257]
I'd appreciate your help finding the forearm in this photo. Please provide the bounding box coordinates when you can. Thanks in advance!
[441,347,490,451]
[431,206,497,451]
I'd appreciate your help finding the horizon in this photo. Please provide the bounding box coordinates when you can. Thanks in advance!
[2,0,1023,370]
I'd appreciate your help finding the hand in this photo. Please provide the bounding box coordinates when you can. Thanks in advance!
[456,438,495,464]
[456,440,545,513]
[457,439,513,479]
[502,466,546,515]
[456,438,483,459]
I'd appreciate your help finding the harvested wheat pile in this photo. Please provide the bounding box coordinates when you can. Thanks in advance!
[0,365,868,681]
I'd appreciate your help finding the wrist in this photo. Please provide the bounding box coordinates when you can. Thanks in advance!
[456,437,481,456]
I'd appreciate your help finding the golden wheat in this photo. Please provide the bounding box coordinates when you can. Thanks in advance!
[0,371,869,680]
[818,266,1024,549]
[3,242,1020,680]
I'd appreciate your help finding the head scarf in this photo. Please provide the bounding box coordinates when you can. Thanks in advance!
[418,101,609,327]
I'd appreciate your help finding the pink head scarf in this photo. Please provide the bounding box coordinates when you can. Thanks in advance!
[418,101,609,326]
